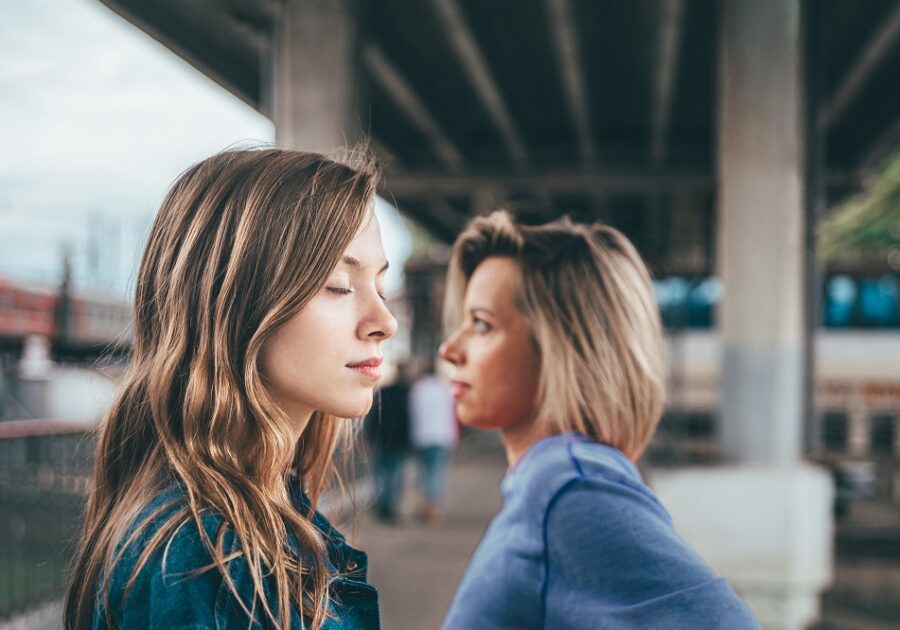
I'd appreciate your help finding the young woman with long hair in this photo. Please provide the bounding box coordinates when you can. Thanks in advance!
[439,211,758,629]
[65,148,396,629]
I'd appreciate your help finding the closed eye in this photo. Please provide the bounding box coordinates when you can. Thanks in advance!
[327,287,353,295]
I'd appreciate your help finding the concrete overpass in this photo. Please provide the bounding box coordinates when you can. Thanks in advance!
[96,0,900,250]
[93,1,900,628]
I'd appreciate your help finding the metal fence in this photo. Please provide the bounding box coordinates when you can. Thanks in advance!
[0,419,95,620]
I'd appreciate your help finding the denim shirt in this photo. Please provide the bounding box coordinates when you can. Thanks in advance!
[93,478,378,630]
[443,433,759,629]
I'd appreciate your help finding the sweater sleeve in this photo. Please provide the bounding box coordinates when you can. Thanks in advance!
[543,476,760,629]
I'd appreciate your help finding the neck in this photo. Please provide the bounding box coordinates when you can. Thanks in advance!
[279,400,314,443]
[500,417,546,469]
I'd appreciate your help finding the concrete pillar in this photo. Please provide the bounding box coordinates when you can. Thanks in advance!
[847,408,870,457]
[270,0,362,150]
[717,0,805,465]
[655,4,833,630]
[17,334,54,418]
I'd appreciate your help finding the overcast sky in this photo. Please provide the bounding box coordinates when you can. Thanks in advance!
[0,0,411,297]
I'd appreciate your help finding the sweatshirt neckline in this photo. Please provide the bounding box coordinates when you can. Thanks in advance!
[501,432,638,495]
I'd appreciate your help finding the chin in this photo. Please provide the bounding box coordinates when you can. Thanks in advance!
[459,408,513,432]
[328,391,374,419]
[456,408,491,430]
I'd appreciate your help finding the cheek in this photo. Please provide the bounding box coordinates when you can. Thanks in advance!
[469,339,540,426]
[260,309,330,390]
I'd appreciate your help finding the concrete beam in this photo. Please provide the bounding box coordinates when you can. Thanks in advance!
[650,0,686,165]
[363,44,464,172]
[431,0,529,168]
[427,196,469,235]
[385,168,712,197]
[225,0,282,26]
[545,0,596,164]
[271,0,361,150]
[369,137,403,172]
[859,109,900,173]
[383,167,858,200]
[818,1,900,129]
[392,197,464,243]
[98,0,262,112]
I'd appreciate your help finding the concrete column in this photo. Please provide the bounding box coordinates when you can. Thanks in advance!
[17,334,54,418]
[717,0,805,465]
[847,408,870,457]
[655,5,833,630]
[271,0,362,150]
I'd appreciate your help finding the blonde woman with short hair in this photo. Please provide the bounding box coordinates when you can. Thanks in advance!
[439,211,757,629]
[65,148,396,629]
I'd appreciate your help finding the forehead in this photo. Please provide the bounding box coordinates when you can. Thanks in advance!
[343,212,384,258]
[465,257,522,309]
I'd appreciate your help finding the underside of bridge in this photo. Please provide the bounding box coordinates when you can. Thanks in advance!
[98,0,900,273]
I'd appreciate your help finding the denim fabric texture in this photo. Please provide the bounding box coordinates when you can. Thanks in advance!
[442,433,760,630]
[92,478,378,630]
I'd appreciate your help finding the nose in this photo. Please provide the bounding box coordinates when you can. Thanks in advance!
[360,293,398,341]
[439,327,463,366]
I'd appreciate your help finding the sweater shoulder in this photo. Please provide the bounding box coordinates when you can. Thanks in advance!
[511,433,646,512]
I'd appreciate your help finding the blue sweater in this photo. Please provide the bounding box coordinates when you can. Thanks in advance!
[443,433,759,629]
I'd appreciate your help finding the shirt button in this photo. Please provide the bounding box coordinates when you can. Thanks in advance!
[346,560,359,572]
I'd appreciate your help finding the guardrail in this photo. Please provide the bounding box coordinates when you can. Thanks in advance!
[0,418,96,621]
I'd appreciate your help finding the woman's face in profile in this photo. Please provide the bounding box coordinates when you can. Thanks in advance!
[260,212,398,428]
[439,256,541,432]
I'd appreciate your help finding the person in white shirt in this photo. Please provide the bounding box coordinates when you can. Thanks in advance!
[408,363,457,523]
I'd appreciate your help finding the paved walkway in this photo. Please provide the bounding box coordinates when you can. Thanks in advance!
[5,433,900,629]
[347,432,507,630]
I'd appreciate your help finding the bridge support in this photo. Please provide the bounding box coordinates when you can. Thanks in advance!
[654,2,833,628]
[270,0,363,151]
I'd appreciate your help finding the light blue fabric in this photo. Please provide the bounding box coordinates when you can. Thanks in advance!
[443,433,759,629]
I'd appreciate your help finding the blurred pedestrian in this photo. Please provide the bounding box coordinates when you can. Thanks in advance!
[365,362,412,524]
[65,148,396,630]
[409,360,457,523]
[439,211,758,629]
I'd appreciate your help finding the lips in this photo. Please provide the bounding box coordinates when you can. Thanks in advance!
[450,380,470,400]
[347,357,383,380]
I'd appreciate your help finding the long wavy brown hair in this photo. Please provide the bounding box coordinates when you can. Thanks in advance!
[65,148,378,629]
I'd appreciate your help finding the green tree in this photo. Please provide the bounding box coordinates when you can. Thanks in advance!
[820,149,900,266]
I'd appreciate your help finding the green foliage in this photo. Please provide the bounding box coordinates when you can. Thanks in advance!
[820,149,900,264]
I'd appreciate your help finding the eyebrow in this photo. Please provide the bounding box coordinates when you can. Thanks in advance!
[469,306,496,317]
[342,255,390,274]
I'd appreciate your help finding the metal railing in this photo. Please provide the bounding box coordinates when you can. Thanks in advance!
[0,419,95,620]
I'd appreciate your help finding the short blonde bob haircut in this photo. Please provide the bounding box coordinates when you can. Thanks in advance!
[444,210,666,460]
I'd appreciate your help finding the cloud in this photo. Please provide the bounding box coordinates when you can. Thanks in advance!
[0,0,412,297]
[0,0,274,292]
